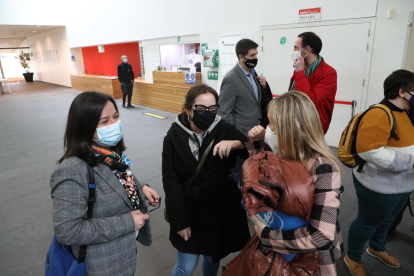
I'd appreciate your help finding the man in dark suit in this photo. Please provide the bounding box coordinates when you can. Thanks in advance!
[117,55,135,108]
[218,39,273,135]
[218,39,273,186]
[290,32,337,134]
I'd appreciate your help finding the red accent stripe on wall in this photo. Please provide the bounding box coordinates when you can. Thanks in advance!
[82,42,141,77]
[272,94,352,105]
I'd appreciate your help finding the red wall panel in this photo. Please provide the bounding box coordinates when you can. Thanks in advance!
[82,42,141,77]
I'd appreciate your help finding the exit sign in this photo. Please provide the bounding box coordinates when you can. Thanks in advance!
[207,71,218,80]
[299,7,321,22]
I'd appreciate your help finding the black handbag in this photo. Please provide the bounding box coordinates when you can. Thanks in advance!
[164,139,215,223]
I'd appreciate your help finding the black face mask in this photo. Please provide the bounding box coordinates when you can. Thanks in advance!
[243,57,258,69]
[192,111,216,130]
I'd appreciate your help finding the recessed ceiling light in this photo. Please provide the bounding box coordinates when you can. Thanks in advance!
[20,34,24,35]
[37,26,41,27]
[32,31,36,32]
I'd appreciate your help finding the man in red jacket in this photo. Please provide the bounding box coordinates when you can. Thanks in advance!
[290,32,337,134]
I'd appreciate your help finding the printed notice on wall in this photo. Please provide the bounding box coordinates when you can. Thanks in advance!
[185,72,196,85]
[218,35,240,93]
[298,7,321,22]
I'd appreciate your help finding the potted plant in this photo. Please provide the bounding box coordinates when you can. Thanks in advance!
[16,51,34,82]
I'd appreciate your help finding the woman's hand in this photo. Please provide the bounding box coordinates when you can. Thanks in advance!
[130,210,149,231]
[213,140,243,159]
[248,126,266,142]
[177,227,192,241]
[142,185,160,206]
[251,216,266,238]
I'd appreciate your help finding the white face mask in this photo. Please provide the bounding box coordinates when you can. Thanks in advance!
[264,126,278,154]
[291,48,307,61]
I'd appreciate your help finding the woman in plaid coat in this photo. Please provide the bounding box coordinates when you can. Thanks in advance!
[250,91,344,276]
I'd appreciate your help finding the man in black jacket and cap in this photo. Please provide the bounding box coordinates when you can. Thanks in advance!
[117,55,135,108]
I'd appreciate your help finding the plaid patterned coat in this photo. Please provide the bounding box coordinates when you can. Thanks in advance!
[51,157,152,276]
[260,155,344,276]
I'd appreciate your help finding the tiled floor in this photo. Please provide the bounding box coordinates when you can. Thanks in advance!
[0,82,413,276]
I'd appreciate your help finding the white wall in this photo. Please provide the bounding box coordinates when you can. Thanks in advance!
[404,13,414,72]
[0,0,68,26]
[367,0,414,105]
[160,44,185,71]
[20,27,84,87]
[0,53,27,78]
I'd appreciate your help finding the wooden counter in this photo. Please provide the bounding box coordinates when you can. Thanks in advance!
[152,71,202,87]
[70,74,123,99]
[131,71,202,114]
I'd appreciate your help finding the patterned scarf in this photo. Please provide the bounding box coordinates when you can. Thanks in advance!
[290,55,323,90]
[93,146,140,210]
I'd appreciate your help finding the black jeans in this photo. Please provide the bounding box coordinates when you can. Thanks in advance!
[121,82,133,105]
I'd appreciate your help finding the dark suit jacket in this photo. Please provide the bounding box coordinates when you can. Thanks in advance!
[218,64,273,135]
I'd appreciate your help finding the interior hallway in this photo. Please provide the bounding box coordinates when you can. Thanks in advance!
[0,82,413,276]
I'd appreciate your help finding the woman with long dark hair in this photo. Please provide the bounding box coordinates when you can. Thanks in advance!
[51,91,159,276]
[162,84,250,276]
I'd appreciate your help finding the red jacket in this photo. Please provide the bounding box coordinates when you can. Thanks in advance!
[289,59,337,134]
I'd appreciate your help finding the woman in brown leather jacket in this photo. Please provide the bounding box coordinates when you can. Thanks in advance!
[249,91,344,276]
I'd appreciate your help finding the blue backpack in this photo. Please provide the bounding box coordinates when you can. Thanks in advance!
[45,164,96,276]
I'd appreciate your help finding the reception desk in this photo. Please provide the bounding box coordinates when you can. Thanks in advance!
[70,74,123,99]
[132,71,201,114]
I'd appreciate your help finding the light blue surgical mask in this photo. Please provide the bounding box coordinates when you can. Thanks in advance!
[123,58,128,63]
[94,120,123,147]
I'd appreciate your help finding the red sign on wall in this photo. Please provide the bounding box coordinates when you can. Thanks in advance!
[299,7,321,22]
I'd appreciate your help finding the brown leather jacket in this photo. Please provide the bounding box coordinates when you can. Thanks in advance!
[224,150,319,276]
[242,151,314,221]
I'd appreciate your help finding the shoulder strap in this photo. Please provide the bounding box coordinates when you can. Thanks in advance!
[77,164,96,264]
[356,104,400,173]
[371,104,400,141]
[185,139,215,186]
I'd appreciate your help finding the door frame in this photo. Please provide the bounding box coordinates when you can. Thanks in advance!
[259,17,376,112]
[401,11,414,69]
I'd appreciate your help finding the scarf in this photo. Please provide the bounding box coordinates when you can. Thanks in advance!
[93,146,140,210]
[290,55,323,91]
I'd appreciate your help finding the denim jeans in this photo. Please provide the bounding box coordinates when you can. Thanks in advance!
[347,174,410,261]
[171,251,220,276]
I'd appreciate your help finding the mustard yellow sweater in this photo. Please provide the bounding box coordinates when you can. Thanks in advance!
[353,99,414,194]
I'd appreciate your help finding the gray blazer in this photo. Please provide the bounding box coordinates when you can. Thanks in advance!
[218,64,262,135]
[51,157,152,276]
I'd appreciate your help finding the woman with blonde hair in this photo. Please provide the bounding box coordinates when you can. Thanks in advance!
[249,91,344,276]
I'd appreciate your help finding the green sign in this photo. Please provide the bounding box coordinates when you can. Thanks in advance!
[177,36,181,42]
[280,36,287,45]
[203,49,219,67]
[207,71,218,80]
[201,43,208,56]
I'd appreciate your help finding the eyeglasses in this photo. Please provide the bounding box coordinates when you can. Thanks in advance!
[147,197,161,213]
[193,104,220,114]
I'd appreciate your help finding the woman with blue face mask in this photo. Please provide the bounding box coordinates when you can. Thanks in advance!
[50,91,159,276]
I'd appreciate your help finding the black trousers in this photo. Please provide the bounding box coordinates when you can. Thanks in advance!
[121,82,133,105]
